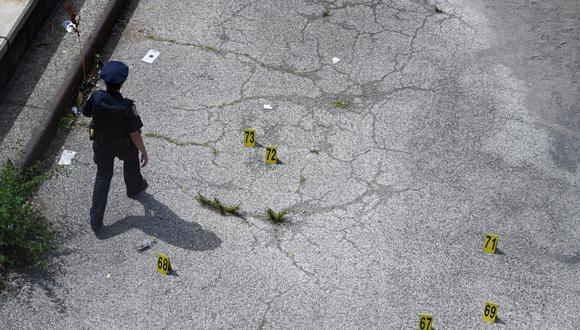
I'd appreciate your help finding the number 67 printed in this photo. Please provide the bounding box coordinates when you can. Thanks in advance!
[418,314,432,330]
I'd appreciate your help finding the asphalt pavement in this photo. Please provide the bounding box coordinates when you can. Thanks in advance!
[1,0,578,329]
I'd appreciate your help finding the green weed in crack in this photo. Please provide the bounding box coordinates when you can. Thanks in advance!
[332,100,351,109]
[323,8,331,17]
[196,194,240,216]
[258,319,268,329]
[144,132,209,147]
[267,208,289,223]
[58,112,76,131]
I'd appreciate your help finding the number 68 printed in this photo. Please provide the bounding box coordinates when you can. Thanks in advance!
[418,314,432,330]
[156,253,171,275]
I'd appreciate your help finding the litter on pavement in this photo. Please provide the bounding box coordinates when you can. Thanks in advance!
[332,57,341,64]
[135,238,157,252]
[263,104,273,110]
[141,50,160,63]
[58,150,77,165]
[62,20,77,33]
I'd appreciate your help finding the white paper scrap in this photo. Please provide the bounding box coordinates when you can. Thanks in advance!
[63,20,76,33]
[141,50,160,63]
[58,150,77,165]
[263,104,273,110]
[332,57,341,64]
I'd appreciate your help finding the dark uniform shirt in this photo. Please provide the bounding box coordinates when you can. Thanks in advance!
[83,90,143,140]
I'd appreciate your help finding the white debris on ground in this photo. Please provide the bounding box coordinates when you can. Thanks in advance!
[141,50,160,63]
[57,150,77,165]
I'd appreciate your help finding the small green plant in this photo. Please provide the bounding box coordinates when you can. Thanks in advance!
[309,149,320,155]
[332,100,351,109]
[299,175,307,184]
[323,8,331,17]
[212,148,220,156]
[267,208,288,223]
[58,112,75,130]
[145,131,208,147]
[0,160,56,281]
[196,194,240,216]
[258,319,267,329]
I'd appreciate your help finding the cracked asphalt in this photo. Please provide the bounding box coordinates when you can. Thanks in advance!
[1,0,579,328]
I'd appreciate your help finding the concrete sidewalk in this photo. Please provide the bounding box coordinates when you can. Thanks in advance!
[0,0,58,93]
[1,0,579,329]
[0,0,110,164]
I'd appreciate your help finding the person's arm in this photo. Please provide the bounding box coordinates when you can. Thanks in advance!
[81,92,96,117]
[129,131,148,167]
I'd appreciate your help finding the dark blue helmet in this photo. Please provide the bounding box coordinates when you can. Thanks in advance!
[100,61,129,85]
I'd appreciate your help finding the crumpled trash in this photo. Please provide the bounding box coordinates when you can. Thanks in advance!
[263,104,273,110]
[141,50,160,63]
[332,57,341,64]
[62,20,77,33]
[134,238,157,252]
[71,106,79,116]
[58,150,77,165]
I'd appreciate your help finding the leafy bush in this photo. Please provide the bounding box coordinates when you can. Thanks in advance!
[0,160,55,272]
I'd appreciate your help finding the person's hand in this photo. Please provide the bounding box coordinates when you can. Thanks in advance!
[140,152,148,167]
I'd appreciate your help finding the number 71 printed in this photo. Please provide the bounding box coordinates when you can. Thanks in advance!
[483,233,498,254]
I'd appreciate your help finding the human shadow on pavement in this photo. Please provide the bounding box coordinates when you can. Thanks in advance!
[98,192,221,251]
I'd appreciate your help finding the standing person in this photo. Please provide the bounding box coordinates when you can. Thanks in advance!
[82,61,149,233]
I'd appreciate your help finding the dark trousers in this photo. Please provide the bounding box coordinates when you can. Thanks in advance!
[90,140,145,226]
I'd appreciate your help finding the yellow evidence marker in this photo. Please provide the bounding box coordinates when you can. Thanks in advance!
[483,301,499,323]
[483,233,499,254]
[265,146,278,164]
[156,253,172,275]
[244,129,256,147]
[418,314,432,330]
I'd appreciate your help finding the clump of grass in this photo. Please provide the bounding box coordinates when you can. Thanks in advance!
[332,99,351,109]
[145,131,208,147]
[323,8,331,17]
[258,319,268,329]
[0,161,56,286]
[299,175,307,184]
[309,149,320,155]
[196,194,240,216]
[267,208,289,223]
[58,112,75,131]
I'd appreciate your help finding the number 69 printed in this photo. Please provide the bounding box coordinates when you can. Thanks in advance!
[483,301,499,323]
[418,314,432,330]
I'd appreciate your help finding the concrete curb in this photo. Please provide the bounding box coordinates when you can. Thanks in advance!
[0,0,58,94]
[21,0,127,168]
